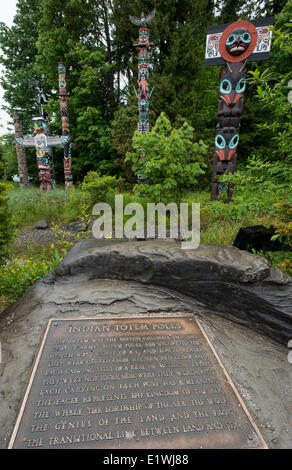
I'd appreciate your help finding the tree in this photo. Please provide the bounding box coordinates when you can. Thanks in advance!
[0,182,15,262]
[111,0,216,172]
[0,0,43,132]
[126,112,208,201]
[36,0,119,181]
[13,111,29,187]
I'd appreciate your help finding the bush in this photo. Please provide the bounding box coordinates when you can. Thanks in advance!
[80,171,123,206]
[0,182,15,261]
[272,196,292,247]
[125,113,208,202]
[0,244,67,300]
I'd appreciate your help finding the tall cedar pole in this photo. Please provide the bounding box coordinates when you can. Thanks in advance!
[58,62,73,189]
[129,9,156,184]
[13,111,29,188]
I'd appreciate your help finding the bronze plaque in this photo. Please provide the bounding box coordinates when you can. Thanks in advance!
[8,316,267,449]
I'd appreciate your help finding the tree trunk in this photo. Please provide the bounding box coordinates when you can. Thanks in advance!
[13,111,29,188]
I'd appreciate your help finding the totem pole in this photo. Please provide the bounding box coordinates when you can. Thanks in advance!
[15,78,57,190]
[205,18,273,201]
[15,118,69,191]
[58,62,73,190]
[130,9,156,184]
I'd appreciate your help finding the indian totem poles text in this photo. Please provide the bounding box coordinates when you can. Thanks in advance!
[58,62,73,189]
[205,17,273,201]
[130,9,155,184]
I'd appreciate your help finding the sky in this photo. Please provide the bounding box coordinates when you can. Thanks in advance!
[0,0,18,136]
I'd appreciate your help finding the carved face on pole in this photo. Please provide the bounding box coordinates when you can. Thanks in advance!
[139,28,149,43]
[215,128,239,163]
[225,28,251,56]
[219,70,247,106]
[60,93,68,112]
[219,20,258,63]
[33,117,46,134]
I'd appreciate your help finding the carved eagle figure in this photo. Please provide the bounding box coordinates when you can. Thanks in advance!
[15,134,70,149]
[129,9,156,27]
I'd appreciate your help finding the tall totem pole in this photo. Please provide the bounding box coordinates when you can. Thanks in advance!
[129,9,156,184]
[15,79,64,190]
[15,120,70,190]
[58,62,73,189]
[205,18,273,201]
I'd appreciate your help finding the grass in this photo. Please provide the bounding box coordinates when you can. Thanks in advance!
[0,183,290,315]
[7,185,84,231]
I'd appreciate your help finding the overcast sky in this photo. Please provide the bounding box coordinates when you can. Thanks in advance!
[0,0,18,136]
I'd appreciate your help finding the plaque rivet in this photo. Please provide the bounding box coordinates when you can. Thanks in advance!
[248,434,254,440]
[54,323,58,327]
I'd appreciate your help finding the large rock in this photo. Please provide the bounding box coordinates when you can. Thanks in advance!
[1,239,292,449]
[54,239,292,344]
[0,276,291,449]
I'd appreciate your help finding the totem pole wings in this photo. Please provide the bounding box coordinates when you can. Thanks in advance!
[15,136,35,148]
[15,134,70,148]
[129,9,156,27]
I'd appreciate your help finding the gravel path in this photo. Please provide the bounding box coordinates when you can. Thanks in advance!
[13,220,87,250]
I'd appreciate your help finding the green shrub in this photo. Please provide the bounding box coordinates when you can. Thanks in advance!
[271,196,292,246]
[0,182,15,261]
[126,112,208,202]
[80,171,123,205]
[0,244,67,300]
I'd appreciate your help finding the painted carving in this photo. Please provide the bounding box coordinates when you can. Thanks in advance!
[130,10,155,184]
[15,116,69,191]
[58,62,73,189]
[205,18,273,201]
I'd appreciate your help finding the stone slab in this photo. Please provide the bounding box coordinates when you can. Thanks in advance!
[54,239,292,344]
[1,241,291,449]
[8,316,266,449]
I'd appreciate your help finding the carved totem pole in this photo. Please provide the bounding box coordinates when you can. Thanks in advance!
[15,117,70,191]
[15,79,62,190]
[205,18,273,201]
[130,9,156,183]
[58,62,73,189]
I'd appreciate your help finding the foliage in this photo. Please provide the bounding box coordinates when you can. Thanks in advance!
[239,0,292,163]
[80,171,123,206]
[264,250,292,276]
[0,0,45,132]
[68,43,118,178]
[0,134,18,179]
[35,1,120,182]
[8,186,84,230]
[0,182,16,262]
[111,104,139,181]
[0,244,67,299]
[271,197,292,246]
[248,68,292,162]
[126,113,208,201]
